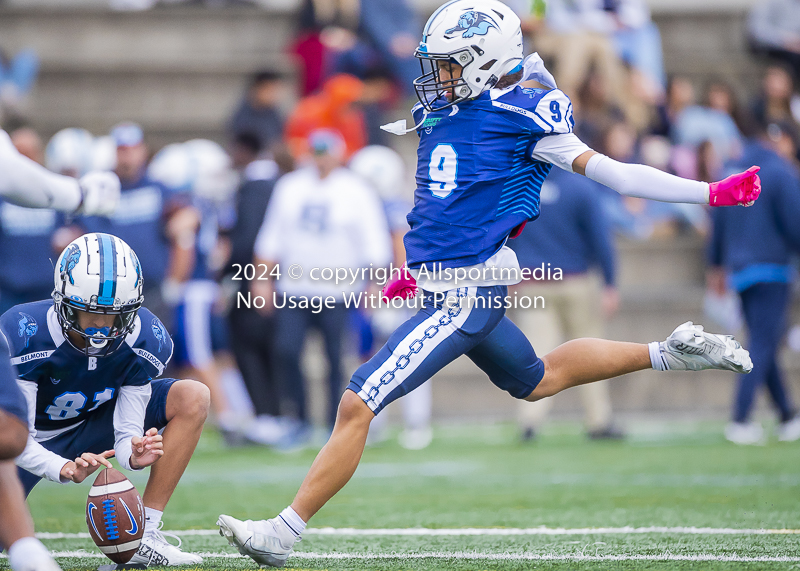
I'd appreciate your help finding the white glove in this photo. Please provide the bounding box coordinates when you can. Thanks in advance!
[76,171,121,216]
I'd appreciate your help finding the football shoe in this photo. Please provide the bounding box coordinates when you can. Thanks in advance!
[129,521,203,565]
[659,321,752,373]
[218,514,296,567]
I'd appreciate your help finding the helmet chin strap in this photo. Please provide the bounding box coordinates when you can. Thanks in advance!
[380,111,429,136]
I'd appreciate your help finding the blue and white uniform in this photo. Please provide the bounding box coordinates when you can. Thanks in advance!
[0,200,63,314]
[350,86,583,414]
[0,300,175,494]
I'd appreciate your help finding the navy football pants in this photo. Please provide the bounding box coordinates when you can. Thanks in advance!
[349,286,545,414]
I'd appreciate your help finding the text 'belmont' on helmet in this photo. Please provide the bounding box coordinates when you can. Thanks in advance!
[414,0,523,112]
[52,232,144,355]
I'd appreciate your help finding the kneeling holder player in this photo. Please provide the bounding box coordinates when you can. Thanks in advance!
[1,233,209,566]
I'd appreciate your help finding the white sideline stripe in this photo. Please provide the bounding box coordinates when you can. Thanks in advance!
[35,526,800,539]
[88,481,134,497]
[4,551,800,563]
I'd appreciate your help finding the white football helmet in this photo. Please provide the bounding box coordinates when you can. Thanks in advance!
[45,128,95,177]
[349,145,406,201]
[53,233,144,355]
[149,140,238,203]
[414,0,523,111]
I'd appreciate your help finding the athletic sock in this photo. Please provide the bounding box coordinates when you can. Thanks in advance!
[277,506,307,538]
[648,341,669,371]
[145,507,163,533]
[8,537,52,570]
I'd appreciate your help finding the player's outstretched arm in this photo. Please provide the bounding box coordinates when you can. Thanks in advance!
[0,130,120,215]
[571,150,761,207]
[60,450,114,484]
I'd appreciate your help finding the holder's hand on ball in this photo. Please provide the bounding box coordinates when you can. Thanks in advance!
[61,450,114,483]
[130,427,164,469]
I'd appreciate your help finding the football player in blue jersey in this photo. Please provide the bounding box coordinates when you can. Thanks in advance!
[1,233,209,566]
[0,130,121,571]
[217,1,761,565]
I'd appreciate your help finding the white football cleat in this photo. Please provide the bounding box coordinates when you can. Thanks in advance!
[725,422,766,445]
[659,321,752,373]
[218,514,296,567]
[129,522,203,566]
[778,415,800,442]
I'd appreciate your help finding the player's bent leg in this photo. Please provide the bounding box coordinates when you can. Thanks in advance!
[218,390,374,568]
[130,379,209,566]
[0,461,61,571]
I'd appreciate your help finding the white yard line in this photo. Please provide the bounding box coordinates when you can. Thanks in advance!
[5,551,800,563]
[35,526,800,539]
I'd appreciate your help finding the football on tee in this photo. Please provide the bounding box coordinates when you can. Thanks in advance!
[86,467,145,563]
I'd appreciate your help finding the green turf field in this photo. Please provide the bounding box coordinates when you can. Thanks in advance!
[5,421,800,570]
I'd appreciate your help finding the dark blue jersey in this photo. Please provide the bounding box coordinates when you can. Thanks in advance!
[405,86,574,270]
[80,174,172,286]
[0,201,63,295]
[0,300,172,433]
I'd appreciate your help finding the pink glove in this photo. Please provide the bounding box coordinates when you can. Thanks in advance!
[381,268,418,301]
[709,166,761,207]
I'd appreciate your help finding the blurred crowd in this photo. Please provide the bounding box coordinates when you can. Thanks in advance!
[1,0,800,446]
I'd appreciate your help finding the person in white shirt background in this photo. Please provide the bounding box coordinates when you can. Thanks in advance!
[252,129,391,446]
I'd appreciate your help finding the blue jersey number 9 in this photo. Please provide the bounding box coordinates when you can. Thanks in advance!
[550,101,562,122]
[428,144,458,199]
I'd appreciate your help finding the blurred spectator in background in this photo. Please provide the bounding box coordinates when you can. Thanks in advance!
[226,133,284,446]
[749,0,800,81]
[651,75,695,138]
[80,122,173,325]
[348,145,433,450]
[293,0,419,97]
[0,127,63,314]
[0,47,39,123]
[708,122,800,445]
[534,0,626,106]
[764,120,800,166]
[574,71,626,150]
[228,70,287,154]
[149,139,242,444]
[533,0,652,129]
[355,67,399,147]
[509,168,621,441]
[606,0,666,96]
[285,74,366,159]
[252,129,391,444]
[706,80,754,136]
[750,65,800,128]
[293,0,360,96]
[672,84,743,166]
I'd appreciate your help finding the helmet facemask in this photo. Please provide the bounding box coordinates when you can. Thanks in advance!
[414,49,480,112]
[53,293,142,356]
